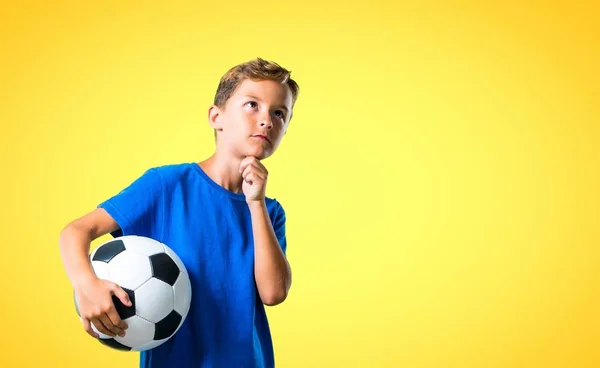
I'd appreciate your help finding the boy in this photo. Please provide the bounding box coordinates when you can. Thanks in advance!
[59,57,299,367]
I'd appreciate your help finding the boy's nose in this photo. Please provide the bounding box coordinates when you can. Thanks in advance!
[259,117,273,129]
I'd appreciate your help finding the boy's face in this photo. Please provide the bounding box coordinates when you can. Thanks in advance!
[210,79,293,160]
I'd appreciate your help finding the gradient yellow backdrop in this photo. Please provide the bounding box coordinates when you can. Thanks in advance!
[1,1,599,367]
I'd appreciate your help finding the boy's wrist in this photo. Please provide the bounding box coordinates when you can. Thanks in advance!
[72,271,98,291]
[247,199,266,211]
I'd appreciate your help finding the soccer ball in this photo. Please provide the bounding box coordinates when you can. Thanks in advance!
[74,235,192,351]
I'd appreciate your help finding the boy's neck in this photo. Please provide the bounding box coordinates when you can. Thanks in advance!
[197,153,244,194]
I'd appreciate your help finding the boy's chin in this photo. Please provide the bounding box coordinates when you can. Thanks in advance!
[242,147,272,160]
[248,152,270,160]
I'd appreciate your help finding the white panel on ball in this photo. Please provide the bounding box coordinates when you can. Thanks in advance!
[122,235,165,256]
[91,260,110,280]
[108,251,153,290]
[135,278,175,323]
[113,315,155,349]
[134,338,169,352]
[173,273,192,318]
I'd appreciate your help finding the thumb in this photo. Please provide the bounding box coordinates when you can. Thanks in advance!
[111,283,132,307]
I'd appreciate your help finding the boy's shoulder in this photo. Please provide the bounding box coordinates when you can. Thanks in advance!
[145,162,196,181]
[125,162,196,195]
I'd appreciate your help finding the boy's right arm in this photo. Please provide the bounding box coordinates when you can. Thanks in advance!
[59,208,132,339]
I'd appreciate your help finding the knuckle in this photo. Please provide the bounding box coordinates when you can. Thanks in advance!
[85,311,97,319]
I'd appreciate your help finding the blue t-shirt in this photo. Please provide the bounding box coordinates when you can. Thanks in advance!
[98,162,287,368]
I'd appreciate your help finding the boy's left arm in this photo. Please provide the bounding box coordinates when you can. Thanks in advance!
[240,157,292,306]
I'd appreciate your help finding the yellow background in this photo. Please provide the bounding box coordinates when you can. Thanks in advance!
[1,1,599,367]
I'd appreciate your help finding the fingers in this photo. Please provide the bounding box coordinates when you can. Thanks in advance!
[243,172,257,185]
[239,156,268,175]
[106,305,128,334]
[98,312,124,337]
[242,167,266,185]
[242,166,265,180]
[112,284,132,308]
[82,317,99,338]
[78,281,131,340]
[239,156,256,173]
[110,285,130,331]
[241,160,267,180]
[90,316,114,337]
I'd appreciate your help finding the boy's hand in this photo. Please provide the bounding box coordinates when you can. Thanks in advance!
[240,156,268,204]
[75,277,131,338]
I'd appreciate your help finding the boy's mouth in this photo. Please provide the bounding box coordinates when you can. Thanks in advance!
[252,134,271,144]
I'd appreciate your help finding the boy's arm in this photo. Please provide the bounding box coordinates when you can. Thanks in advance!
[248,200,292,306]
[240,156,292,306]
[59,208,119,288]
[59,208,132,337]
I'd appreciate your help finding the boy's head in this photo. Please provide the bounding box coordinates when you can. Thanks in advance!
[208,58,300,160]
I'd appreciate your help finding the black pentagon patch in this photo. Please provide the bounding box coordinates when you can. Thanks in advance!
[98,338,131,351]
[92,239,126,263]
[149,253,180,286]
[112,287,136,320]
[154,310,182,340]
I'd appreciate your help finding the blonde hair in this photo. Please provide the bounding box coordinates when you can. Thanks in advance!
[213,57,300,109]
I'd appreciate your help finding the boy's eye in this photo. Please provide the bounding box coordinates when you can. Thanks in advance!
[246,101,258,108]
[274,110,285,119]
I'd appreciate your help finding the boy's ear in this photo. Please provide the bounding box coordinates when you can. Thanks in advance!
[208,105,223,131]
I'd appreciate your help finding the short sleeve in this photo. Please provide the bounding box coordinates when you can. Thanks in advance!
[272,201,287,255]
[97,168,164,239]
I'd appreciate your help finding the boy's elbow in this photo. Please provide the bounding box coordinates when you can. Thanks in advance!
[59,223,77,247]
[60,221,85,241]
[261,287,289,306]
